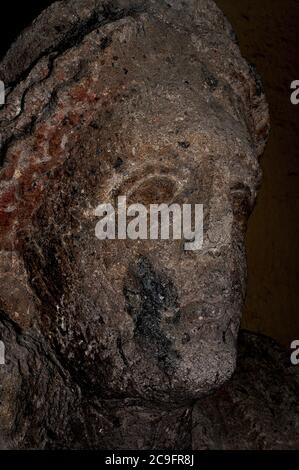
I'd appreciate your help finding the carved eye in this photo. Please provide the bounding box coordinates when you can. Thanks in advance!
[128,176,177,205]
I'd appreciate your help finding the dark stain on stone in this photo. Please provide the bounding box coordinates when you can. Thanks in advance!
[124,256,180,372]
[201,64,219,91]
[249,63,263,96]
[178,141,190,149]
[113,157,124,169]
[182,333,191,345]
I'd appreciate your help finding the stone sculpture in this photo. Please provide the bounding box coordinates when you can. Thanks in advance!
[2,0,291,451]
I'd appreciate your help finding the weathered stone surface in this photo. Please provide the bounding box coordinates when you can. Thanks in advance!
[193,331,299,450]
[0,0,272,449]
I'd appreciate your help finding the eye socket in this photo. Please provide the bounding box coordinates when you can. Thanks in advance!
[128,177,176,205]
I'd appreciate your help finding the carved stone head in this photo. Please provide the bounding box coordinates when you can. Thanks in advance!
[0,0,269,405]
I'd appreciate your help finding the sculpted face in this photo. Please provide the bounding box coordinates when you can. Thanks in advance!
[0,1,268,403]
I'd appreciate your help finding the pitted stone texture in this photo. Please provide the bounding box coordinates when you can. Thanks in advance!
[193,331,299,450]
[0,0,269,449]
[0,316,192,449]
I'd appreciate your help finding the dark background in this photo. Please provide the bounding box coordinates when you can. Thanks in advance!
[216,0,299,347]
[0,0,298,347]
